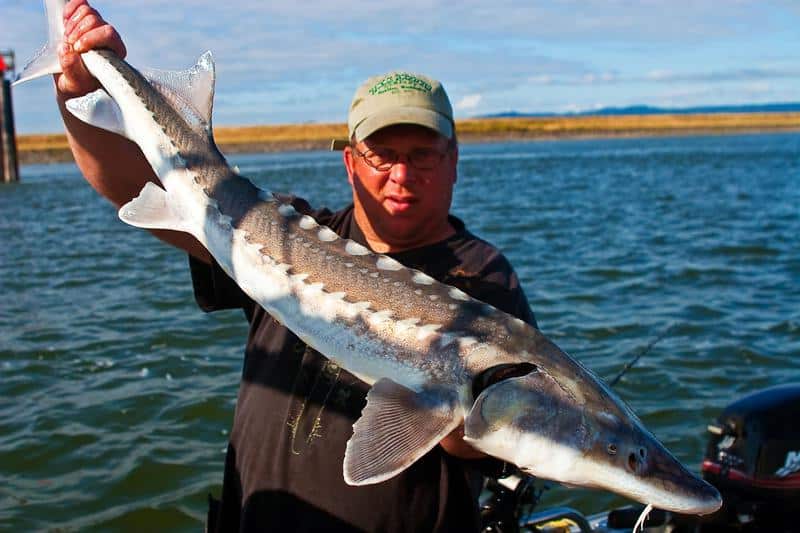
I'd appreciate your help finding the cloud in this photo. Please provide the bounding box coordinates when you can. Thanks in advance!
[6,0,799,132]
[645,67,800,83]
[456,94,482,111]
[743,82,772,95]
[522,66,800,87]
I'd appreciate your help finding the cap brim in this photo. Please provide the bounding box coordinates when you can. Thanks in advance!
[330,139,349,151]
[353,107,453,142]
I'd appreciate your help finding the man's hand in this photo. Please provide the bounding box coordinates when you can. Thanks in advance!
[56,0,126,98]
[440,425,486,460]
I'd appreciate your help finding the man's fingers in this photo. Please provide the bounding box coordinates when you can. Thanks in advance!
[67,11,102,43]
[64,4,97,40]
[64,5,107,49]
[62,1,127,60]
[73,25,126,58]
[56,42,99,98]
[57,65,100,98]
[58,43,91,82]
[108,27,127,58]
[58,42,83,76]
[55,0,127,97]
[63,0,90,22]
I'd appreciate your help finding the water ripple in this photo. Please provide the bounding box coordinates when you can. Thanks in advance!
[2,133,799,528]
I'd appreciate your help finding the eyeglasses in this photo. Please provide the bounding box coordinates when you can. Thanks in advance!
[351,144,450,171]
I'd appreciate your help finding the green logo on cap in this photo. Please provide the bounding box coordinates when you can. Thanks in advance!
[368,73,432,96]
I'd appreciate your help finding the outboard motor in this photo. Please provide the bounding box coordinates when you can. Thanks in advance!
[693,383,800,531]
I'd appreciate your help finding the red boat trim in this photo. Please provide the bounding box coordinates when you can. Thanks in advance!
[702,460,800,489]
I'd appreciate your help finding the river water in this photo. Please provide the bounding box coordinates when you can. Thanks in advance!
[1,133,798,530]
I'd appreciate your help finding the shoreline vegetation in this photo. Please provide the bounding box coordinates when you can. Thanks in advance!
[18,112,800,165]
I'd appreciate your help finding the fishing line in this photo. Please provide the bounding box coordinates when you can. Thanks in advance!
[608,322,677,387]
[633,503,653,533]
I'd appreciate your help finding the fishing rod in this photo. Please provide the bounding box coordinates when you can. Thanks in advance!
[608,322,677,387]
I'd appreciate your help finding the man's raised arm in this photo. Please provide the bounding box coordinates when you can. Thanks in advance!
[56,0,210,262]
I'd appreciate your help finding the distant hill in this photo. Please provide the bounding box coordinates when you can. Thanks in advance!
[481,102,800,119]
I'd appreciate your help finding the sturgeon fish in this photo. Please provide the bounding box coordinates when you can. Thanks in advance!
[18,0,722,516]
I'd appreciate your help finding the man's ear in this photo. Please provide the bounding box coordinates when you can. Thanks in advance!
[343,146,356,186]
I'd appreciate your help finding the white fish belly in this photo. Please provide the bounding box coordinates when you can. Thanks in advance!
[200,206,434,390]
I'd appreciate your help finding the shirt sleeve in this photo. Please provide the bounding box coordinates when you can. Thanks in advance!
[188,255,254,313]
[442,253,538,329]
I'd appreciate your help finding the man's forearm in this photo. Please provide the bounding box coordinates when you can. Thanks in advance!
[58,91,211,262]
[59,90,157,208]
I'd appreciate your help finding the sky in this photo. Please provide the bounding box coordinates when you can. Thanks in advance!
[3,0,800,134]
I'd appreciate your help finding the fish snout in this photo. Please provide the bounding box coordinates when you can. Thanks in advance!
[580,415,721,515]
[599,431,723,515]
[643,439,723,515]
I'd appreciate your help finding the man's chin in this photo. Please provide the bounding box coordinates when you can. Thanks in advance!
[376,219,422,243]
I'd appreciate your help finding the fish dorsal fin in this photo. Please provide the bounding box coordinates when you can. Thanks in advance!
[139,51,216,137]
[14,0,66,85]
[65,88,129,139]
[61,53,216,142]
[344,378,460,485]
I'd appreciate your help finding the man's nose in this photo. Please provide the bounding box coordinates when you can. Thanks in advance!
[389,155,415,184]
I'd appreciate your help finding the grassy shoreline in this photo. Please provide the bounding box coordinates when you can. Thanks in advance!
[17,112,800,165]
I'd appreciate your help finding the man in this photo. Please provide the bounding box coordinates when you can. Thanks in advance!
[58,1,536,530]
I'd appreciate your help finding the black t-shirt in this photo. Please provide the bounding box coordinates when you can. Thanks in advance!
[190,196,536,532]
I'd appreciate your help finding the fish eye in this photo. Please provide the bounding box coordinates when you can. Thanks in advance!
[607,443,618,455]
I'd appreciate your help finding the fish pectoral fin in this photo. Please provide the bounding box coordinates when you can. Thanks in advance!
[140,51,216,138]
[344,378,460,486]
[65,88,129,139]
[119,181,185,231]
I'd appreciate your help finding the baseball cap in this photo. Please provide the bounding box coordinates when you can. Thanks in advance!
[331,71,454,150]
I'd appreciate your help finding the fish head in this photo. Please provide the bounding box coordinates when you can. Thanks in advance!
[463,362,722,515]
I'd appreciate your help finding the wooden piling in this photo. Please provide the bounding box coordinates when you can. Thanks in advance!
[1,77,19,183]
[1,49,19,183]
